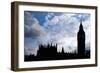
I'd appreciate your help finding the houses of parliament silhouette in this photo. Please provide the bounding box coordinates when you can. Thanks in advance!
[25,22,90,61]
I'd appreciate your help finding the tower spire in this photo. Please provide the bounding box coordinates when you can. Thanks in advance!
[77,21,85,57]
[62,47,64,53]
[79,21,83,30]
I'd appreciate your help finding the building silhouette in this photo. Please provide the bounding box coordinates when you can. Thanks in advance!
[24,21,90,61]
[77,21,85,57]
[37,43,57,59]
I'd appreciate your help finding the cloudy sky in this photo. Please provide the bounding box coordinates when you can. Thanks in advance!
[24,11,90,56]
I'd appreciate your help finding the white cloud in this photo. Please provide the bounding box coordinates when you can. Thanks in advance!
[24,12,90,55]
[24,12,46,55]
[43,13,90,53]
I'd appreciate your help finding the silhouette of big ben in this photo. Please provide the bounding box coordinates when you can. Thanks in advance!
[77,21,85,57]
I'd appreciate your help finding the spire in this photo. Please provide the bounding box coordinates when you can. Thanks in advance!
[62,47,64,53]
[79,21,83,29]
[79,21,85,32]
[77,20,85,57]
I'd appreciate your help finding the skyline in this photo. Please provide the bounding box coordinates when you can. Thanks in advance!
[24,11,91,56]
